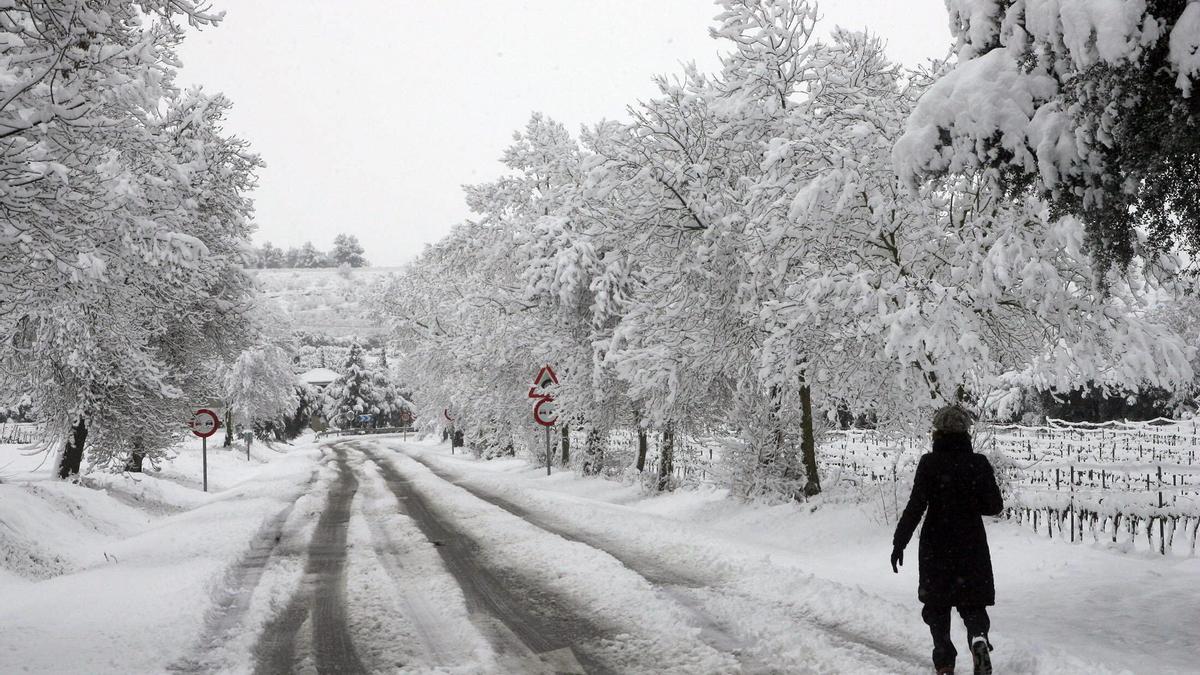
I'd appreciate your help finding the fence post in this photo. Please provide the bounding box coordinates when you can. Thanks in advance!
[1069,465,1075,543]
[1158,466,1165,555]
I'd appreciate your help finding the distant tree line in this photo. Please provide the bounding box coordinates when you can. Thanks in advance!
[254,234,368,268]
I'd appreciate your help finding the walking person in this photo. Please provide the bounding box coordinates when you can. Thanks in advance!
[891,405,1004,674]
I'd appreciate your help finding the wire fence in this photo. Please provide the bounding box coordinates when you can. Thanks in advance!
[825,418,1200,555]
[0,422,34,445]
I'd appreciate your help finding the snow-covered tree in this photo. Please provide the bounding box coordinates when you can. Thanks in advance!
[369,0,1197,504]
[223,345,299,438]
[895,0,1200,271]
[332,234,368,267]
[751,25,1194,427]
[323,341,386,428]
[258,242,286,268]
[0,2,262,477]
[370,348,413,427]
[291,241,328,268]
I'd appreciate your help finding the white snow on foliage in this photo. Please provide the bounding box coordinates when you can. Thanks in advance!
[1035,0,1149,66]
[948,0,1154,65]
[894,48,1057,180]
[1169,1,1200,96]
[903,0,1199,192]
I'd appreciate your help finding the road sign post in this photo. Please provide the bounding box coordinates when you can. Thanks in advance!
[527,365,559,476]
[443,408,455,454]
[188,409,220,492]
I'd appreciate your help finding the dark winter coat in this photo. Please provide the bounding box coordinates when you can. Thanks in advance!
[892,432,1003,607]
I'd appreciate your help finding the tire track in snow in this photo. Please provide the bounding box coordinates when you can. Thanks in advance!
[401,447,928,673]
[254,445,365,675]
[350,453,482,668]
[356,443,606,675]
[167,468,319,674]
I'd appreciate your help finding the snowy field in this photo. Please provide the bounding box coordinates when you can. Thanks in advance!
[2,433,1196,673]
[252,267,403,337]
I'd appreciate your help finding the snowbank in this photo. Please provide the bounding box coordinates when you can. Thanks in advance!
[0,435,325,674]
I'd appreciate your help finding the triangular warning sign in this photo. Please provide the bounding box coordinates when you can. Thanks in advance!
[533,364,559,387]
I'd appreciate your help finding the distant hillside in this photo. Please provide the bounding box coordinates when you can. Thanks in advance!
[252,266,402,337]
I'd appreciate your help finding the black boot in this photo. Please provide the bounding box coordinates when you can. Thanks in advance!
[970,636,992,675]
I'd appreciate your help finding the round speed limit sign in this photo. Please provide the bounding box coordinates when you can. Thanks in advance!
[189,409,220,438]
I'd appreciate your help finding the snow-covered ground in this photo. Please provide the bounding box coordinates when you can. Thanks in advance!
[252,266,403,337]
[0,434,326,674]
[2,433,1195,673]
[387,437,1199,674]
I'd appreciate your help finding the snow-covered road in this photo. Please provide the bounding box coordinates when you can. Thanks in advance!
[204,438,935,673]
[396,445,927,673]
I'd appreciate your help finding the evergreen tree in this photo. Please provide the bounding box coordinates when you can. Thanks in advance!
[332,234,368,267]
[370,347,413,427]
[322,341,383,427]
[281,385,318,440]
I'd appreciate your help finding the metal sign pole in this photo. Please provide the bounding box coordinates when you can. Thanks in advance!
[190,408,219,493]
[202,435,208,492]
[529,364,560,476]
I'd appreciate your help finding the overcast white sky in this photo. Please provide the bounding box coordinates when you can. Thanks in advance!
[177,1,949,267]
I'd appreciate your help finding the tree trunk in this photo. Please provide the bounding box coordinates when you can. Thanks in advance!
[769,385,784,466]
[223,409,233,447]
[561,423,570,465]
[124,437,145,473]
[799,384,821,497]
[585,427,603,475]
[636,427,648,472]
[58,417,88,479]
[657,424,674,491]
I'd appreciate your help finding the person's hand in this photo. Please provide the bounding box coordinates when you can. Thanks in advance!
[890,546,903,573]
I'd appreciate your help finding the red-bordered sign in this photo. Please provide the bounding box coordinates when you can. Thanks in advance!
[189,408,220,438]
[528,364,559,427]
